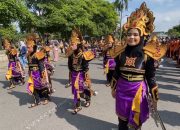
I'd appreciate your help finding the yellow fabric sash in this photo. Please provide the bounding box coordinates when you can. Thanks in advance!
[6,64,12,80]
[74,73,80,99]
[27,75,34,94]
[131,82,143,126]
[104,60,109,74]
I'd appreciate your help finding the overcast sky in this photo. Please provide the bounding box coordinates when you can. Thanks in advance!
[109,0,180,32]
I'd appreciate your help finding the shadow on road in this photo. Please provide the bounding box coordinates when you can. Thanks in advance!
[51,96,117,130]
[52,78,69,86]
[158,83,180,91]
[0,80,9,89]
[159,93,180,104]
[156,71,180,78]
[7,90,34,106]
[91,78,107,85]
[160,58,178,68]
[89,62,103,66]
[159,110,180,126]
[156,75,180,84]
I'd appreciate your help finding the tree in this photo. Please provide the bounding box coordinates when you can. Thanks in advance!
[167,24,180,37]
[114,0,129,40]
[0,0,34,26]
[0,0,34,40]
[22,0,118,38]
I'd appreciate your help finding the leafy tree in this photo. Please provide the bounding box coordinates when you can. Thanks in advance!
[0,0,34,26]
[113,0,129,40]
[167,24,180,37]
[0,0,34,41]
[0,0,118,40]
[23,0,118,38]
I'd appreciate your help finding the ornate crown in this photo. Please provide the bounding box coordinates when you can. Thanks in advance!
[105,35,114,44]
[70,28,83,45]
[26,34,36,47]
[3,39,11,49]
[123,2,155,36]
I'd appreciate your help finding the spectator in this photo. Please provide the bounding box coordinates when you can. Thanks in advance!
[19,41,28,69]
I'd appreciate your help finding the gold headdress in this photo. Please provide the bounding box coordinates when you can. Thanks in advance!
[3,39,11,49]
[123,2,155,36]
[42,46,51,52]
[105,35,114,44]
[70,28,83,45]
[26,34,36,47]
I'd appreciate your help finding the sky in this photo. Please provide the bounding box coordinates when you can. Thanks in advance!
[109,0,180,32]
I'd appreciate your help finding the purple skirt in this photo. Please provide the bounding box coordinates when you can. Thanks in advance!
[6,62,22,81]
[103,57,116,70]
[27,70,46,94]
[71,71,85,104]
[9,62,22,77]
[116,77,149,129]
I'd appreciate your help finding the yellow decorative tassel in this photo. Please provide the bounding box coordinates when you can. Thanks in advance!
[74,73,80,99]
[48,57,51,62]
[132,82,143,126]
[104,60,109,74]
[6,64,12,80]
[27,76,34,93]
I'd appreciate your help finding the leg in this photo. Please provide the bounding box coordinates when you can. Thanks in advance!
[105,73,111,87]
[106,70,114,86]
[7,78,16,90]
[72,99,82,115]
[41,88,50,105]
[118,118,129,130]
[84,89,91,107]
[65,71,71,88]
[48,74,55,93]
[29,89,41,108]
[109,70,114,82]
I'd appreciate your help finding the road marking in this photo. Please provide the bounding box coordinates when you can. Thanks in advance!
[25,95,72,130]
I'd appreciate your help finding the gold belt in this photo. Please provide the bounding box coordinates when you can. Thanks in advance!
[120,73,144,81]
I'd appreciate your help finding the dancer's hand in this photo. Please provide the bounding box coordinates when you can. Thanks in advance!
[111,90,116,98]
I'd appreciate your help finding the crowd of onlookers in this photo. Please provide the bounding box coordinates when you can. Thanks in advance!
[160,37,180,68]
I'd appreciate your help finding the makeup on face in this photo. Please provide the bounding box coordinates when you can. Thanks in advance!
[126,28,140,46]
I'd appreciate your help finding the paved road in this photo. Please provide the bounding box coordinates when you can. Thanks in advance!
[0,57,179,130]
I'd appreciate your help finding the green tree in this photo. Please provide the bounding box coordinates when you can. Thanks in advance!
[167,24,180,37]
[0,0,34,39]
[23,0,118,38]
[0,0,34,26]
[114,0,129,40]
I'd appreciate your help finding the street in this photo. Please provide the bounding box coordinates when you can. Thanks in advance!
[0,57,180,130]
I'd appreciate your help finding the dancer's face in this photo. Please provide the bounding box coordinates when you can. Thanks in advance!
[126,28,140,46]
[27,45,33,53]
[71,43,77,51]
